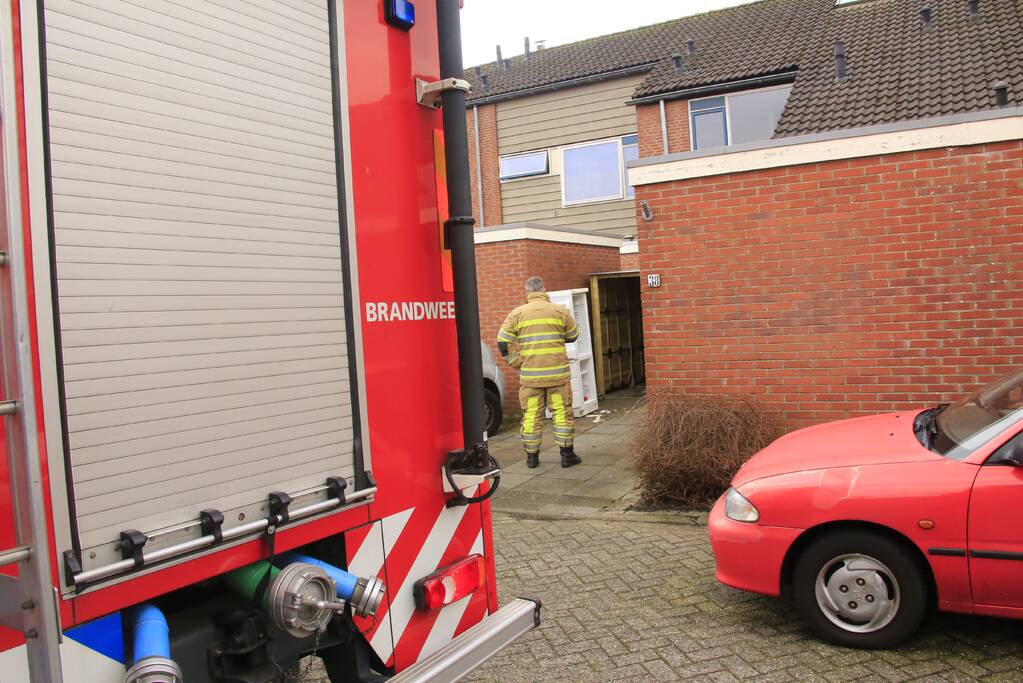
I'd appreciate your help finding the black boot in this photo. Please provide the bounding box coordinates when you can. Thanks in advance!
[560,447,581,468]
[526,452,539,468]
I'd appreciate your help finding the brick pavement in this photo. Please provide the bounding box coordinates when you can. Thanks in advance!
[296,388,1023,682]
[466,515,1023,683]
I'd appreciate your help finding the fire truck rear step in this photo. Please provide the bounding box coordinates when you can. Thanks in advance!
[388,598,542,683]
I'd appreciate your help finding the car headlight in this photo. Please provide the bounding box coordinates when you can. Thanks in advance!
[724,487,759,523]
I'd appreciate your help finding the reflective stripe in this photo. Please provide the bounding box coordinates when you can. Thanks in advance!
[522,372,570,380]
[551,391,573,447]
[516,317,565,330]
[503,296,576,387]
[518,332,564,342]
[521,397,541,436]
[497,329,517,342]
[519,347,563,356]
[550,392,568,428]
[519,347,565,357]
[564,326,579,342]
[521,374,570,382]
[520,365,570,375]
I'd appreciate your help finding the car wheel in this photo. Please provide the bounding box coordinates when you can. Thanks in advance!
[792,530,928,649]
[484,387,503,437]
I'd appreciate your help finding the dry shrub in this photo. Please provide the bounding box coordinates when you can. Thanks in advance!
[631,393,780,510]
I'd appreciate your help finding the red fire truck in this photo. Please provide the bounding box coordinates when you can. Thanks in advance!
[0,1,537,680]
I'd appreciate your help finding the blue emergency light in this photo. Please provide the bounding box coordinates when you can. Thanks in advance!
[385,0,416,31]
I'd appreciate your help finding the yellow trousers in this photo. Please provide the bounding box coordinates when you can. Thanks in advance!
[519,381,574,455]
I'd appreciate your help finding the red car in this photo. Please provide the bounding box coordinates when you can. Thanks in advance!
[709,369,1023,648]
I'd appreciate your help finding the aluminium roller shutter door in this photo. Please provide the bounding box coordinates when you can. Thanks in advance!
[40,0,358,559]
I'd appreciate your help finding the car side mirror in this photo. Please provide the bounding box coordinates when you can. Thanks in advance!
[993,437,1023,467]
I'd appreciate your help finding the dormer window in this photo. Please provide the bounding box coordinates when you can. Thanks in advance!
[689,84,792,151]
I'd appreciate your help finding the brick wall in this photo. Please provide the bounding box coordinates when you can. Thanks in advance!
[620,252,640,271]
[466,103,502,226]
[662,100,691,154]
[637,140,1023,429]
[636,102,664,158]
[636,100,692,158]
[476,239,621,410]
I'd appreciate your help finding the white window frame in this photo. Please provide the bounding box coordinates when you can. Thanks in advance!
[689,83,792,151]
[622,134,639,199]
[560,136,632,207]
[498,149,550,182]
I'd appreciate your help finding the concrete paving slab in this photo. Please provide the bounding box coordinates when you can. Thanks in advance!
[487,490,618,513]
[572,431,621,445]
[573,442,627,458]
[566,451,624,467]
[488,389,644,517]
[488,430,520,446]
[514,475,591,496]
[580,423,631,435]
[541,464,602,481]
[502,459,557,475]
[578,480,636,500]
[586,468,634,485]
[492,472,535,492]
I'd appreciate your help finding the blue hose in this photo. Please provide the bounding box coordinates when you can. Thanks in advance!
[278,552,359,600]
[128,603,171,664]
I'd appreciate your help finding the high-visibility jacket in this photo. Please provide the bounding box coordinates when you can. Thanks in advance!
[497,292,579,388]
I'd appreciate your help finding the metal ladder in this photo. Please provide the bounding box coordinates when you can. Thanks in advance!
[0,24,65,675]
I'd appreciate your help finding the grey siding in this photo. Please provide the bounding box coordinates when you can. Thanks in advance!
[496,75,643,154]
[496,75,642,236]
[501,175,637,235]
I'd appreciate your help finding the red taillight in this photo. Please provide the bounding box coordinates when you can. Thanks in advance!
[413,554,486,611]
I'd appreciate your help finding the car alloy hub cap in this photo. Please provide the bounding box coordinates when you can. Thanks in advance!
[814,553,900,633]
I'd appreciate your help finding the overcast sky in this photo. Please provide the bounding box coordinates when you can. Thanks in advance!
[461,0,751,67]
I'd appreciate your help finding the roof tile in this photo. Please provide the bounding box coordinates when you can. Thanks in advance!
[464,0,1023,137]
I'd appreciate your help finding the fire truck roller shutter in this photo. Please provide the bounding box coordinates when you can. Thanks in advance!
[38,0,362,569]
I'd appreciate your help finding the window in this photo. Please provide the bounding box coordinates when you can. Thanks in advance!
[689,85,792,151]
[690,97,727,150]
[499,150,548,180]
[622,134,639,199]
[562,139,622,204]
[929,368,1023,460]
[561,135,638,205]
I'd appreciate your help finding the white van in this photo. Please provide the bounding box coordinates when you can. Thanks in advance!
[482,342,506,436]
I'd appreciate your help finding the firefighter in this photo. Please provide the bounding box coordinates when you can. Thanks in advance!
[496,276,582,469]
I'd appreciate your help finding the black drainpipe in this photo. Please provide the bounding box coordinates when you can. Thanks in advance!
[436,0,490,469]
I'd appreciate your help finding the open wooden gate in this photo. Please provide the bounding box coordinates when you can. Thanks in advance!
[588,272,645,396]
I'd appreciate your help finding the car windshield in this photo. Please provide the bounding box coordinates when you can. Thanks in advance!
[931,368,1023,460]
